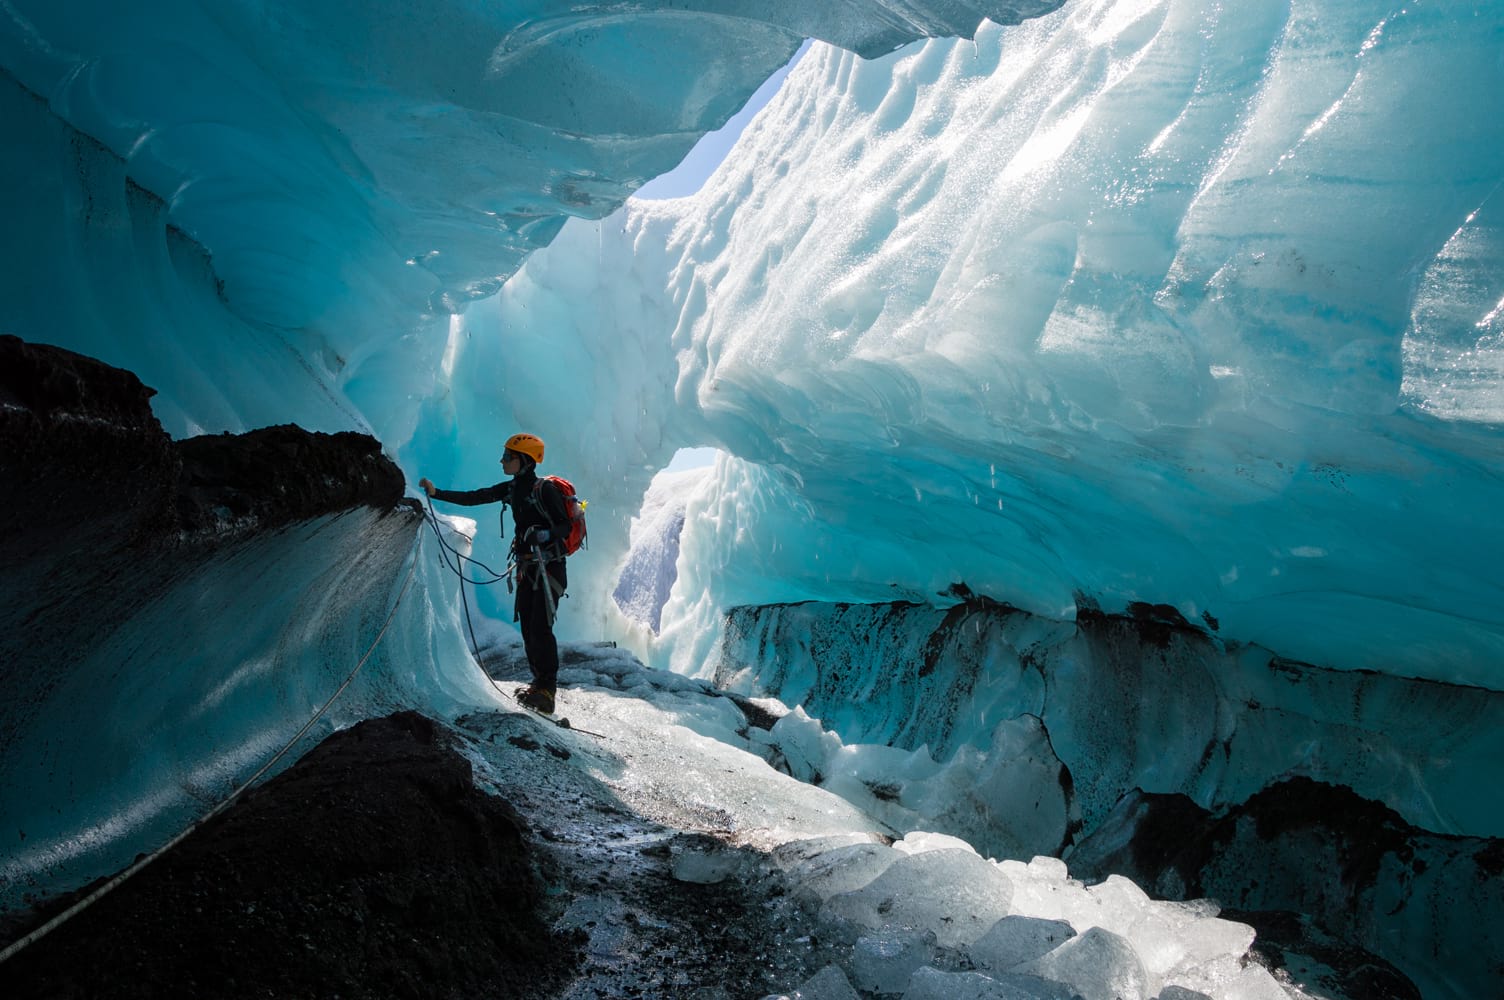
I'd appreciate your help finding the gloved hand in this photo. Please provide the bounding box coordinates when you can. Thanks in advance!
[418,477,436,497]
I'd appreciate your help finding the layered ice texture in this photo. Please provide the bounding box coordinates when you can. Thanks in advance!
[4,0,1504,996]
[544,0,1504,688]
[0,0,1065,927]
[5,0,1500,671]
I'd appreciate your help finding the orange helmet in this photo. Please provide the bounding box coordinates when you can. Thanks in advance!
[504,432,545,465]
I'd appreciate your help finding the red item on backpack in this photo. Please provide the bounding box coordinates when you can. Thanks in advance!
[534,475,587,555]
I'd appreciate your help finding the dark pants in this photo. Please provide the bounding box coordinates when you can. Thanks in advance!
[515,559,566,690]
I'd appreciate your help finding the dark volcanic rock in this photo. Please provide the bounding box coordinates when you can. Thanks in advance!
[0,334,415,700]
[0,333,165,429]
[0,337,186,708]
[1226,908,1422,1000]
[175,423,408,532]
[4,712,572,1000]
[0,334,179,557]
[0,333,410,549]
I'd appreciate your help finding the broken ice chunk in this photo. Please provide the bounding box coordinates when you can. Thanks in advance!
[820,848,1013,947]
[1015,925,1150,1000]
[770,834,877,870]
[892,829,978,855]
[785,841,904,907]
[967,914,1076,971]
[849,927,937,994]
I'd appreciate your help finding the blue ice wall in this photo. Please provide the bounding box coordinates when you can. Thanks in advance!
[1,511,397,910]
[489,2,1504,690]
[0,0,1051,428]
[713,600,1504,842]
[0,0,1060,636]
[0,0,1063,915]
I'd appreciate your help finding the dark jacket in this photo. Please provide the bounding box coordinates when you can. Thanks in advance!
[432,469,570,563]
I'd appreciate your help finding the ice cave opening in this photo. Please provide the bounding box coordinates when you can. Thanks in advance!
[2,1,1502,998]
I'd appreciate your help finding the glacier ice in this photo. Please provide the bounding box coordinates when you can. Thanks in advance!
[4,0,1501,676]
[967,915,1077,972]
[3,0,1504,996]
[1014,925,1150,1000]
[717,597,1504,841]
[820,844,1015,947]
[613,466,711,632]
[493,0,1504,684]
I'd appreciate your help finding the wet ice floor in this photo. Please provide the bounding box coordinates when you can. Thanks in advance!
[470,638,884,846]
[451,646,851,999]
[451,640,1318,1000]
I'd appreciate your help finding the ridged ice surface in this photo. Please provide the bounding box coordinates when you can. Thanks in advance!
[486,0,1504,685]
[6,1,1501,677]
[3,3,1503,993]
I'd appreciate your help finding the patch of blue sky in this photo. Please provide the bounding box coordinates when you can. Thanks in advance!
[633,41,811,200]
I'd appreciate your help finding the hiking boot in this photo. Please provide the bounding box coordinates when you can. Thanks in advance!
[517,685,555,714]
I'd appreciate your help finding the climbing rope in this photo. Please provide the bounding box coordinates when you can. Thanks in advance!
[420,494,513,588]
[0,538,422,966]
[421,495,514,679]
[419,495,547,685]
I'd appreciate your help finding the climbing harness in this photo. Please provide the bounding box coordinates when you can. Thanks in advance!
[524,539,566,626]
[0,539,423,967]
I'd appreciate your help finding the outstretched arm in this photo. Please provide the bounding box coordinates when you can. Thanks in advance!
[418,478,510,506]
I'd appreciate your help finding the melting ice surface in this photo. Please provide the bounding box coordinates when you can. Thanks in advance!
[3,0,1504,997]
[476,0,1504,686]
[467,636,1305,1000]
[8,0,1498,680]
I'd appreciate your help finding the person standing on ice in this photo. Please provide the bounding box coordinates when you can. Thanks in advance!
[419,432,568,714]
